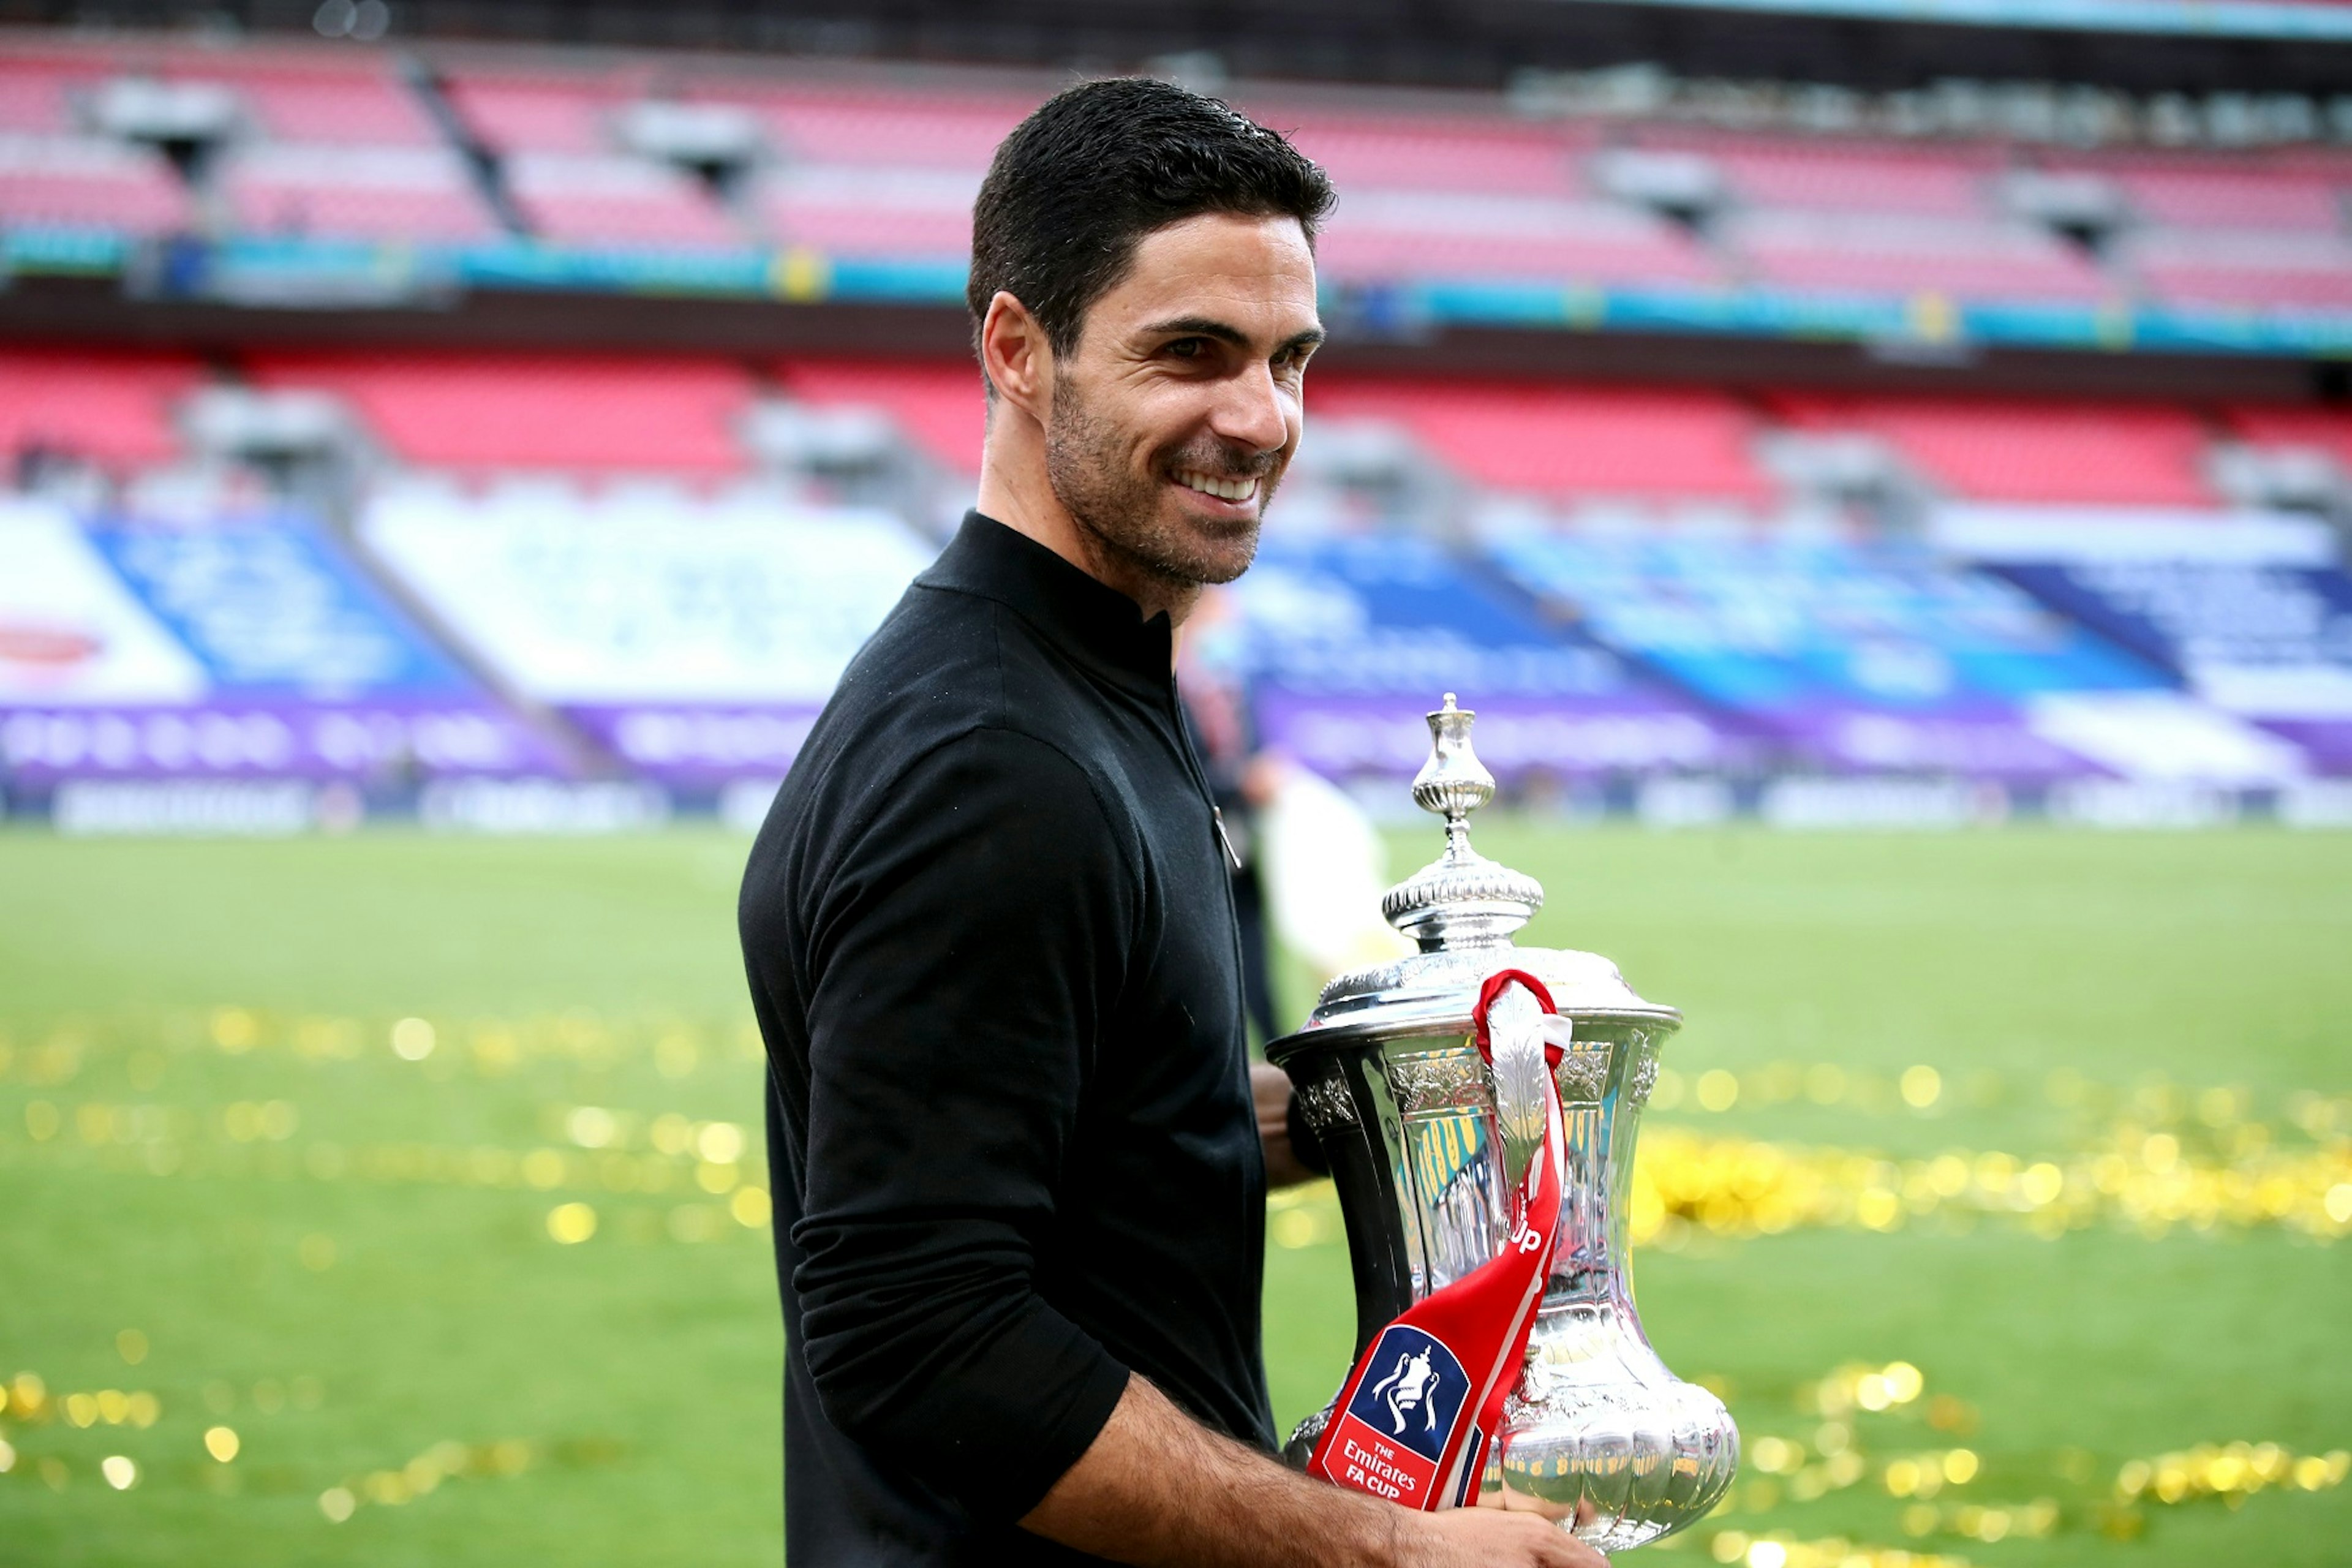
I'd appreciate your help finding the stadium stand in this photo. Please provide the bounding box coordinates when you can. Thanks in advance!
[182,55,445,146]
[0,51,92,132]
[439,71,641,156]
[6,28,2352,816]
[500,149,741,249]
[722,87,1025,169]
[1308,379,1770,501]
[216,143,498,243]
[247,353,754,473]
[1276,116,1593,199]
[1320,189,1719,288]
[774,358,986,475]
[1768,393,2219,506]
[356,489,937,784]
[1951,505,2352,775]
[1238,531,1740,778]
[0,131,188,236]
[0,498,554,783]
[1481,528,2305,782]
[1724,209,2112,303]
[755,163,974,260]
[2226,402,2352,470]
[0,349,201,471]
[1684,137,2005,219]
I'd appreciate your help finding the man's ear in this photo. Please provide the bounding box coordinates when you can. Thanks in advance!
[980,290,1054,426]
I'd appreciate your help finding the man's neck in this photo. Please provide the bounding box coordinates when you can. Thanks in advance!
[975,457,1198,633]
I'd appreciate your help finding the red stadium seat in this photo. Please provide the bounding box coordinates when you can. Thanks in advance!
[249,353,755,473]
[1275,116,1593,199]
[1771,392,2217,505]
[1727,211,2112,303]
[193,58,443,146]
[0,53,102,133]
[218,144,499,243]
[1307,378,1771,500]
[503,152,742,250]
[757,165,975,257]
[1319,193,1720,287]
[2107,162,2348,231]
[0,349,202,467]
[0,134,190,234]
[2127,227,2352,312]
[441,72,643,155]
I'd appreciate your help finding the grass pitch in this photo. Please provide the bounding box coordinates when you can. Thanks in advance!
[2,825,2346,1566]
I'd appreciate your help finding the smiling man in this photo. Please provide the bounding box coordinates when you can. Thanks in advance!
[740,78,1603,1568]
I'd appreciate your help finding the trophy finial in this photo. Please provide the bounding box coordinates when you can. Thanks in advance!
[1381,695,1545,952]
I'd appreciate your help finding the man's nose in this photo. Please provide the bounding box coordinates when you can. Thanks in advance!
[1210,360,1293,456]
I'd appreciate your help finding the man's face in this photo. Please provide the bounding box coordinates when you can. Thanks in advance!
[1043,211,1322,600]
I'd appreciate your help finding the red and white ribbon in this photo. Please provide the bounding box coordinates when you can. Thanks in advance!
[1307,968,1566,1510]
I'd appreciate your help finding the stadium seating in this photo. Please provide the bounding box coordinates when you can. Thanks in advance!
[1724,211,2112,303]
[755,164,975,258]
[0,132,189,235]
[1482,528,2236,778]
[2126,227,2352,311]
[217,143,498,243]
[1320,191,1719,288]
[1769,393,2217,505]
[1238,531,1738,777]
[189,56,444,146]
[775,358,986,475]
[501,151,741,249]
[1278,116,1593,198]
[440,72,641,155]
[0,350,201,469]
[2225,403,2352,470]
[357,488,938,782]
[717,87,1025,170]
[0,498,553,782]
[2098,159,2348,230]
[247,353,754,473]
[0,51,99,132]
[1637,127,2007,217]
[1307,379,1771,500]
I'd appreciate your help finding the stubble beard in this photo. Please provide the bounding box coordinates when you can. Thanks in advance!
[1044,369,1279,601]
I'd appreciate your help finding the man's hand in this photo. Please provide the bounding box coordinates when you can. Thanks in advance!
[1254,1062,1322,1189]
[1411,1506,1605,1566]
[1022,1373,1606,1567]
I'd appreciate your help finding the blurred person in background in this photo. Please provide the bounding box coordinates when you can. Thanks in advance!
[1178,585,1283,1050]
[740,77,1598,1568]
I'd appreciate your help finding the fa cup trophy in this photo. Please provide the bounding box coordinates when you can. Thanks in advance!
[1272,695,1738,1548]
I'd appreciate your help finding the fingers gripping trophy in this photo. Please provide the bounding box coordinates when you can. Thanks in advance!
[1272,695,1740,1548]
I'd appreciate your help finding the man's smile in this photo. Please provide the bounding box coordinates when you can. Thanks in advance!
[1172,469,1263,505]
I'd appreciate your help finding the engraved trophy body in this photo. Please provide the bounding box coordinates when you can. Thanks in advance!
[1272,695,1738,1549]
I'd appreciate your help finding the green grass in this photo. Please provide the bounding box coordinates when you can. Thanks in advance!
[2,826,2348,1566]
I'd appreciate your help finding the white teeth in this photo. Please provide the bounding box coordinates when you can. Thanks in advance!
[1175,470,1259,503]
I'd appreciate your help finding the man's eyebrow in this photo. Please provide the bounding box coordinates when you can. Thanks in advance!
[1138,315,1327,354]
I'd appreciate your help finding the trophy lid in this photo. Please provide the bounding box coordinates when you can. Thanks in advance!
[1268,695,1678,1060]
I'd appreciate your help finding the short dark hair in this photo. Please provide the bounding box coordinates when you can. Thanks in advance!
[968,77,1333,374]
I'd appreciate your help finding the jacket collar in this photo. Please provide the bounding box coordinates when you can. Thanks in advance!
[919,511,1175,693]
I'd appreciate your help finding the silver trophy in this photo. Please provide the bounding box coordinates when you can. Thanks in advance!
[1272,695,1738,1548]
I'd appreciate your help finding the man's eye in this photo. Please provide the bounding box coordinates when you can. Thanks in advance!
[1165,338,1208,360]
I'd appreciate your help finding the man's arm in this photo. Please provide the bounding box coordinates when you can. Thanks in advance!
[1022,1374,1608,1568]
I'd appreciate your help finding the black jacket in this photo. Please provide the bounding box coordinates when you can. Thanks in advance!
[741,512,1274,1565]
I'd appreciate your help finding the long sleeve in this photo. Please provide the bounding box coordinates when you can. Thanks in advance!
[789,725,1138,1520]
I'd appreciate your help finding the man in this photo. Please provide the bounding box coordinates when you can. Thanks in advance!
[741,77,1603,1567]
